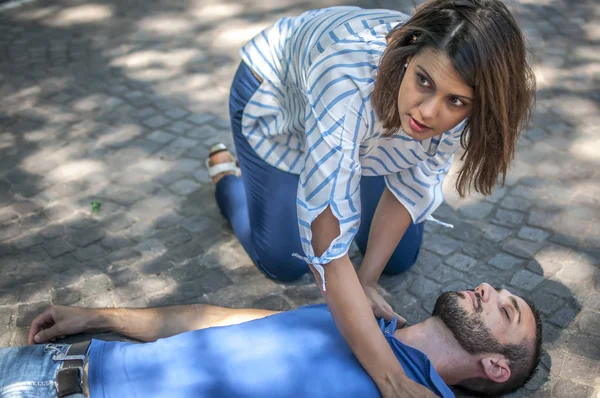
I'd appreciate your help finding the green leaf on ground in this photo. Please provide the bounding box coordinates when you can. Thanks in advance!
[91,201,102,213]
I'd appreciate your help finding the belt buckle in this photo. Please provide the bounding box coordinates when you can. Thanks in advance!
[57,365,84,397]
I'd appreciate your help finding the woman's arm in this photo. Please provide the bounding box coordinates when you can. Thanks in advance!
[357,186,413,320]
[311,207,436,398]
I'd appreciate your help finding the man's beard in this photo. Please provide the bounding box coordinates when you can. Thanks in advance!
[432,291,504,355]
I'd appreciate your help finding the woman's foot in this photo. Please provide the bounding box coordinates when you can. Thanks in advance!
[208,149,237,184]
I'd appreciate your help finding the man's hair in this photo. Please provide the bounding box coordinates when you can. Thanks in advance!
[372,0,536,197]
[456,298,543,397]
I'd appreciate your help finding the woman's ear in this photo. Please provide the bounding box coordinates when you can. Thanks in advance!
[481,356,511,383]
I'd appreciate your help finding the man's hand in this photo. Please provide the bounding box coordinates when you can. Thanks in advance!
[363,285,407,327]
[28,305,96,344]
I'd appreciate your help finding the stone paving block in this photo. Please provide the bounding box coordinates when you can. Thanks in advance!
[165,108,189,120]
[0,221,22,242]
[16,301,49,327]
[151,228,191,249]
[52,286,82,306]
[11,233,45,250]
[461,238,497,260]
[502,238,543,258]
[530,290,565,316]
[80,275,112,297]
[0,207,18,224]
[444,253,476,272]
[555,252,597,283]
[187,114,215,126]
[147,130,176,144]
[492,208,525,228]
[547,306,580,329]
[192,169,210,184]
[44,239,76,258]
[69,226,105,247]
[518,226,550,242]
[577,311,600,337]
[552,379,594,398]
[108,267,138,287]
[102,187,146,206]
[422,235,462,256]
[408,276,440,298]
[102,212,135,233]
[251,295,293,311]
[154,210,184,230]
[39,224,68,240]
[0,307,15,328]
[528,208,561,230]
[186,145,210,160]
[72,243,109,261]
[457,201,494,219]
[489,253,524,270]
[566,332,600,360]
[168,120,194,135]
[169,179,202,196]
[44,204,75,222]
[510,270,544,291]
[156,137,199,159]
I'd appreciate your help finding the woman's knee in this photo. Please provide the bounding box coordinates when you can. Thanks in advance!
[383,246,421,275]
[253,248,309,283]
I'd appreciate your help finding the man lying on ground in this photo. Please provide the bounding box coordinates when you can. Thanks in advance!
[0,283,542,398]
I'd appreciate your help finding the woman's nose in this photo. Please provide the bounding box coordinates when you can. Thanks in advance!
[419,97,441,120]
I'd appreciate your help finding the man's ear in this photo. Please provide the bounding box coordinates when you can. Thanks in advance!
[480,356,511,383]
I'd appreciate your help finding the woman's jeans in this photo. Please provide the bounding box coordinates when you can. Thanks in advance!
[215,62,424,282]
[0,344,85,398]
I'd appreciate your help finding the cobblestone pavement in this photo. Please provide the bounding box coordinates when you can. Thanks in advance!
[0,0,598,396]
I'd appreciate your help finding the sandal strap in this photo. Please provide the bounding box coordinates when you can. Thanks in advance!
[207,162,239,178]
[209,143,228,155]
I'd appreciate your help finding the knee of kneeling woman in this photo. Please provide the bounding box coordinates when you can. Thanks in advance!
[383,247,421,275]
[254,251,309,283]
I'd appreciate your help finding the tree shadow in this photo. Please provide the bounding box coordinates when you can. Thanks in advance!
[0,0,598,396]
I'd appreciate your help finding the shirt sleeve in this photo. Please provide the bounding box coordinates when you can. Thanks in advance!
[294,51,373,287]
[384,135,461,224]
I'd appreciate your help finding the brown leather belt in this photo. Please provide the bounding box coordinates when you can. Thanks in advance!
[56,341,91,397]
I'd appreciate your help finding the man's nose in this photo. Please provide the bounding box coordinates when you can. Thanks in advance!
[475,283,496,303]
[419,96,441,120]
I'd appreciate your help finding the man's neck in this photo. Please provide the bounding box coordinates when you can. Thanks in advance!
[393,317,480,385]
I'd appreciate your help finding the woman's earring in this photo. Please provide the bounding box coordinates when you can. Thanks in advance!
[404,63,408,69]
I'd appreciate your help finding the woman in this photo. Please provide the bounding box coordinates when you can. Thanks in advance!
[207,0,535,396]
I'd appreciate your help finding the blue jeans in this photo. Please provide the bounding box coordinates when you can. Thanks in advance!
[0,344,86,397]
[215,62,424,282]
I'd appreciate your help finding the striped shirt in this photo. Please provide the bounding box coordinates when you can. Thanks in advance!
[240,7,466,283]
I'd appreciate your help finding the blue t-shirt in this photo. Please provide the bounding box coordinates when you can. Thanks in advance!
[88,304,453,397]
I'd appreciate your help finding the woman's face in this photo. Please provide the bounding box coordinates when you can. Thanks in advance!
[397,47,473,140]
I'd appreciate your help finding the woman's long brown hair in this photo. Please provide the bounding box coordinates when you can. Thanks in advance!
[372,0,536,197]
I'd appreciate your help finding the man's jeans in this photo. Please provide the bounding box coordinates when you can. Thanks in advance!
[0,343,85,397]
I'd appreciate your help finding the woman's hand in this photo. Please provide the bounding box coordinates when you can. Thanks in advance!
[381,375,440,398]
[363,284,407,327]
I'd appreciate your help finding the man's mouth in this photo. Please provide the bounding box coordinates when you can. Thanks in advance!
[465,290,478,309]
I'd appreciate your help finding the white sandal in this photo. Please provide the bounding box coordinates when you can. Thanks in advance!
[205,143,240,182]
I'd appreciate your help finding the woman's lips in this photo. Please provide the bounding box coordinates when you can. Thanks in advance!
[408,116,431,134]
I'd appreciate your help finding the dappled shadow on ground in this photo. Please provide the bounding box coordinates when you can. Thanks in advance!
[0,0,598,396]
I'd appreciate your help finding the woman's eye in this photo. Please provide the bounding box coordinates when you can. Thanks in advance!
[450,97,465,107]
[417,74,429,87]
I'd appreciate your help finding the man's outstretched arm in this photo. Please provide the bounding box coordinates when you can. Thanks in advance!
[28,304,280,344]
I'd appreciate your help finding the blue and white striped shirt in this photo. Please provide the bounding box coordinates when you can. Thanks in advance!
[240,7,466,283]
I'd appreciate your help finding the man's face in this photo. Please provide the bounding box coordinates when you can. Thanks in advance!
[432,283,536,355]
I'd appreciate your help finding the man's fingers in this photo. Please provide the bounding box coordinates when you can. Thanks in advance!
[34,325,62,344]
[28,308,55,344]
